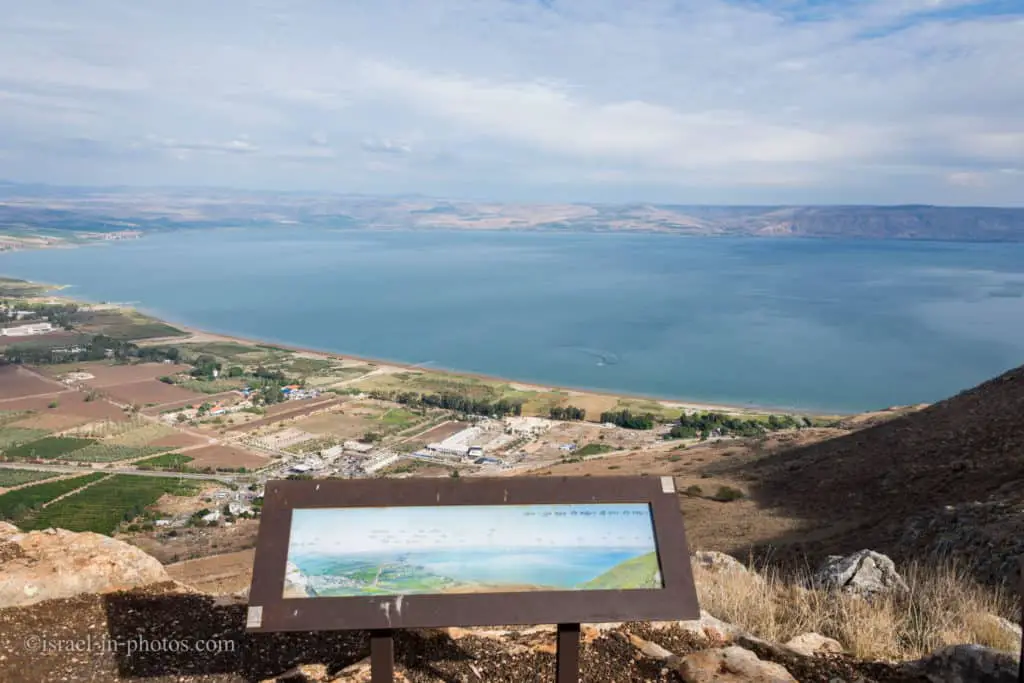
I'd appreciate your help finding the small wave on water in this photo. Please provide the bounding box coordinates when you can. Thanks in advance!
[560,346,620,367]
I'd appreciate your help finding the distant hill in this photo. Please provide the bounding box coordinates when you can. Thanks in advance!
[1,182,1023,241]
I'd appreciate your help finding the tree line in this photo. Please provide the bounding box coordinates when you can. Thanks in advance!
[599,409,655,430]
[667,411,810,440]
[1,334,179,365]
[549,405,586,420]
[368,389,523,418]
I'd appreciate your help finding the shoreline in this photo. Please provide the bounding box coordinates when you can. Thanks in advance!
[6,276,846,417]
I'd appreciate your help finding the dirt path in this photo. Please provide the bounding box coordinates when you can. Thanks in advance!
[0,473,77,494]
[40,473,113,508]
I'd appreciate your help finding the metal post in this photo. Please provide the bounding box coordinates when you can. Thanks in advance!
[556,623,581,683]
[1018,557,1023,683]
[370,629,394,683]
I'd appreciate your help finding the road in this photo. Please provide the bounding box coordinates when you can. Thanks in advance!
[0,461,238,484]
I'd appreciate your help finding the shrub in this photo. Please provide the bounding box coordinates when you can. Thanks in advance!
[685,485,703,496]
[713,486,745,502]
[47,401,59,409]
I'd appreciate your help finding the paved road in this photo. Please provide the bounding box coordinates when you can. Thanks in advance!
[0,461,238,484]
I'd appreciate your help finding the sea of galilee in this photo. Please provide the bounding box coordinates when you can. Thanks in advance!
[2,227,1024,413]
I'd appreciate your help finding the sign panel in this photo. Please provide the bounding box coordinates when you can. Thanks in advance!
[248,476,700,632]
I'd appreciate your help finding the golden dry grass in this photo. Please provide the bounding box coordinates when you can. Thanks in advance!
[693,557,1019,661]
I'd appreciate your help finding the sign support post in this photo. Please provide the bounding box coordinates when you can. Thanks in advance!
[556,623,581,683]
[370,630,394,683]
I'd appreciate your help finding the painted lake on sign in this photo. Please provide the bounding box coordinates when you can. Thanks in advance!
[2,228,1024,412]
[283,503,662,597]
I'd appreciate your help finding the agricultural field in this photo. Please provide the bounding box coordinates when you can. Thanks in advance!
[2,435,95,460]
[173,378,247,394]
[0,391,129,425]
[149,431,207,449]
[178,445,268,470]
[0,468,58,488]
[59,443,173,463]
[18,475,203,534]
[100,379,202,406]
[134,453,195,470]
[0,427,48,450]
[296,404,389,441]
[69,309,186,341]
[0,472,107,523]
[46,361,191,386]
[0,365,63,400]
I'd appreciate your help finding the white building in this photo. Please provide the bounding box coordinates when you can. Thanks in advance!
[0,322,54,337]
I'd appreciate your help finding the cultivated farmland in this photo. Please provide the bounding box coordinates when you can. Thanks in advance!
[19,475,202,534]
[134,453,195,470]
[0,469,58,488]
[2,436,95,460]
[0,472,107,522]
[59,443,173,463]
[0,366,62,400]
[179,445,268,470]
[101,380,201,406]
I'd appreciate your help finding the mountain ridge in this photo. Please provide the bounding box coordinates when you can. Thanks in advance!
[1,182,1023,242]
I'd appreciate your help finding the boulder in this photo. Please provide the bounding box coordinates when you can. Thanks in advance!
[692,551,752,576]
[670,610,745,645]
[0,527,171,608]
[902,644,1020,683]
[811,549,908,596]
[783,632,844,657]
[677,646,797,683]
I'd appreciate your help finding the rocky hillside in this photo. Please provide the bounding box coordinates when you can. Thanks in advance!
[722,363,1024,583]
[0,524,1019,682]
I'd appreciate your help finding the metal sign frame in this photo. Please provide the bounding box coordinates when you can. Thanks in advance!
[246,475,700,681]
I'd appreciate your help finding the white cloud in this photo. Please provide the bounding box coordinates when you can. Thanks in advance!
[0,0,1019,203]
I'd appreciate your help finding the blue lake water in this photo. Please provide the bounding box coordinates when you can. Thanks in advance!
[292,547,649,588]
[2,228,1023,413]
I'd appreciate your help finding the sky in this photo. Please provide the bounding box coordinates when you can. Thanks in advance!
[287,504,658,553]
[0,0,1021,205]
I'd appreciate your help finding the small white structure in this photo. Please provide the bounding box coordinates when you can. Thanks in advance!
[467,446,484,458]
[228,501,253,516]
[343,440,374,453]
[0,322,54,337]
[154,519,172,527]
[290,463,313,474]
[201,511,221,523]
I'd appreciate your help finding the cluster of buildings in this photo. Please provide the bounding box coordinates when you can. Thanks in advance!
[0,321,54,337]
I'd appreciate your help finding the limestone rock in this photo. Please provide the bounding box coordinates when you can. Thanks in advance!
[271,663,329,682]
[628,633,679,662]
[674,610,744,645]
[902,644,1020,683]
[783,632,844,657]
[0,521,20,540]
[0,527,171,608]
[692,551,751,575]
[811,549,908,596]
[678,646,797,683]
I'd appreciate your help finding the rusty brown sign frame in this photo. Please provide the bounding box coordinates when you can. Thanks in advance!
[246,475,700,681]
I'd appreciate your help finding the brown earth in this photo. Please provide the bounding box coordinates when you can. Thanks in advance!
[64,361,193,387]
[182,445,268,469]
[412,420,471,443]
[101,379,202,406]
[149,431,208,449]
[710,363,1024,577]
[0,365,64,400]
[165,549,255,594]
[1,391,130,423]
[126,520,260,564]
[224,398,345,433]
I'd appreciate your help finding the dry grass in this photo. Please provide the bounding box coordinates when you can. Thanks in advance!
[693,557,1019,661]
